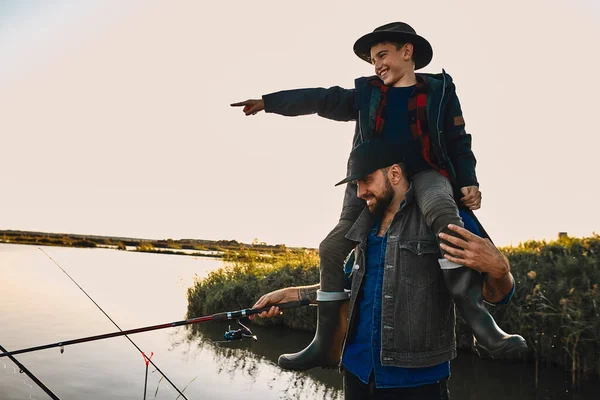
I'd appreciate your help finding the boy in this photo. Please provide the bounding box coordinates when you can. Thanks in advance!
[232,22,526,370]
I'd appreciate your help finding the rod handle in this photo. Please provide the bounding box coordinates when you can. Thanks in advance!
[212,300,310,321]
[250,299,310,316]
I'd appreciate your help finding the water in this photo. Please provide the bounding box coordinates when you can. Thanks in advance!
[1,243,599,399]
[1,243,341,400]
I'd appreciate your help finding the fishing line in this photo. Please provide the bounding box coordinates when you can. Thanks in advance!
[38,247,189,400]
[0,344,60,400]
[1,293,309,398]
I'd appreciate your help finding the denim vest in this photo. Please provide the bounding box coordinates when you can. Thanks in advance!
[343,184,457,368]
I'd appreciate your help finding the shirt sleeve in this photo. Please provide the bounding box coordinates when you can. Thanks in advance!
[492,276,516,305]
[262,86,357,121]
[444,84,478,188]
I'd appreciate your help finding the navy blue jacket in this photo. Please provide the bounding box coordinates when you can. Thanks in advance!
[263,71,478,220]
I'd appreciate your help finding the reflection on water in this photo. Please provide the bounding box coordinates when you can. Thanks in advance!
[1,244,343,399]
[1,243,599,400]
[174,322,343,399]
[180,315,600,400]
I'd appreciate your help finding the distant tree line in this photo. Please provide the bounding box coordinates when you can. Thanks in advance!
[0,230,298,257]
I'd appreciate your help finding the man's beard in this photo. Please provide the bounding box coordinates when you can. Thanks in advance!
[369,176,394,216]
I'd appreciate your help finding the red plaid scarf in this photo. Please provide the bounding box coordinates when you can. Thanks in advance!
[369,76,449,178]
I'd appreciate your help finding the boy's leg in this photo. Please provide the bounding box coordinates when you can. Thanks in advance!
[278,186,362,371]
[278,217,356,371]
[412,170,526,358]
[411,169,464,267]
[319,219,357,292]
[319,182,364,293]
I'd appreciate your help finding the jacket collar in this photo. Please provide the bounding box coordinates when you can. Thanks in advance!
[345,182,415,243]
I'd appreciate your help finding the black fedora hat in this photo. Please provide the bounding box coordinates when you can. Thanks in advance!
[353,22,433,70]
[335,140,405,186]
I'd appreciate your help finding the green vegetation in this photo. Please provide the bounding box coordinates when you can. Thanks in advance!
[491,235,600,381]
[0,232,98,248]
[187,249,321,331]
[0,230,294,257]
[187,235,600,380]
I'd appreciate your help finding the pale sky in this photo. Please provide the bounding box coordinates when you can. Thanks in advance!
[1,0,598,248]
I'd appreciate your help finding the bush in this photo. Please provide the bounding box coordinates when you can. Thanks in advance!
[187,235,600,377]
[187,249,320,330]
[488,235,600,378]
[136,242,154,251]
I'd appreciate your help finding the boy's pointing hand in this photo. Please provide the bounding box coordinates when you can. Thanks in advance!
[231,99,265,116]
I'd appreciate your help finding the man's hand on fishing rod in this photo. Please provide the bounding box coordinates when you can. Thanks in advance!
[251,284,320,319]
[251,287,298,319]
[230,99,264,116]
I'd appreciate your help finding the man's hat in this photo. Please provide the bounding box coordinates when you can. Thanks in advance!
[335,140,404,186]
[353,22,433,70]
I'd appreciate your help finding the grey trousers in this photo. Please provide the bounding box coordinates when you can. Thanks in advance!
[411,169,465,260]
[319,218,357,292]
[319,169,465,292]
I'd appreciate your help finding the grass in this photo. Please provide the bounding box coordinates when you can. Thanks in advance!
[187,235,600,380]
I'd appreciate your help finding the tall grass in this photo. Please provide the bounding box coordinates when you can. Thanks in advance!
[187,235,600,379]
[187,249,320,330]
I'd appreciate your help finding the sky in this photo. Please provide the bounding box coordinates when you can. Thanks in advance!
[1,0,598,248]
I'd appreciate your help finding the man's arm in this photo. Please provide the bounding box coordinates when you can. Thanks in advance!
[231,86,357,122]
[482,264,515,304]
[251,284,320,319]
[439,224,514,303]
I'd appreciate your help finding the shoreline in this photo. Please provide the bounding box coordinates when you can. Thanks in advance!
[0,240,227,258]
[0,229,306,258]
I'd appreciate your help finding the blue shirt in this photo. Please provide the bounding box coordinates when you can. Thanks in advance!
[342,217,450,388]
[342,209,515,387]
[382,85,430,176]
[383,85,413,145]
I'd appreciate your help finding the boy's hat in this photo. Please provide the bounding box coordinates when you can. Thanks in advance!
[335,140,404,186]
[353,22,433,70]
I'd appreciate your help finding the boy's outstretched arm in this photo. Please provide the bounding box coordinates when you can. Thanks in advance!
[231,86,357,121]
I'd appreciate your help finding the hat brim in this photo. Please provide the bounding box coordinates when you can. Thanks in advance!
[335,173,364,187]
[353,31,433,70]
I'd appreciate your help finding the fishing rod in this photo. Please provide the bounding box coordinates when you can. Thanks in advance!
[0,343,61,400]
[0,300,309,359]
[38,248,189,400]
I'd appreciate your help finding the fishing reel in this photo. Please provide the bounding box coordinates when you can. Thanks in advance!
[223,320,257,342]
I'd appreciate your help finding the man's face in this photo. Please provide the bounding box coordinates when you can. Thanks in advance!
[370,42,412,87]
[356,169,394,215]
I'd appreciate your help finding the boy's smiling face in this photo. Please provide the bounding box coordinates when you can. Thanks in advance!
[370,42,415,87]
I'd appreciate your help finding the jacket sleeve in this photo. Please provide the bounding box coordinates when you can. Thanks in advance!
[444,87,479,188]
[262,86,357,122]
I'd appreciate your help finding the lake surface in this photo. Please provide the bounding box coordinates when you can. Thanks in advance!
[1,243,599,399]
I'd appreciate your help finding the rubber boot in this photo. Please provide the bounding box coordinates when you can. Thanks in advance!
[442,266,527,358]
[278,294,349,371]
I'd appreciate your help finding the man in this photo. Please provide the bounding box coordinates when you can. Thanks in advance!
[232,22,525,370]
[253,140,518,399]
